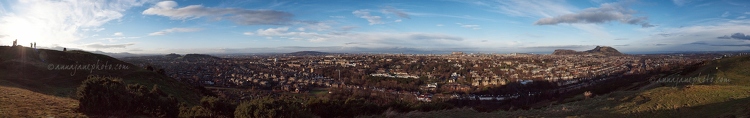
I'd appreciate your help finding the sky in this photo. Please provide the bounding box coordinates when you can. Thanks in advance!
[0,0,749,54]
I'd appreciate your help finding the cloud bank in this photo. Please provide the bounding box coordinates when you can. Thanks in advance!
[534,3,654,28]
[717,33,750,40]
[149,28,203,36]
[244,27,465,47]
[352,10,383,25]
[143,1,293,25]
[383,6,410,19]
[0,0,153,46]
[86,43,135,49]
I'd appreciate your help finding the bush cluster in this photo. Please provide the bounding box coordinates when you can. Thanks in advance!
[76,77,179,117]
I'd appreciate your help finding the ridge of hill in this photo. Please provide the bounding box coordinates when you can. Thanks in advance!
[552,46,624,56]
[183,54,220,59]
[0,46,203,117]
[288,51,329,55]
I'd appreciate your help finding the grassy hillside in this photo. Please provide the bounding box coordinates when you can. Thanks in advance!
[391,55,750,117]
[0,46,203,116]
[0,86,85,117]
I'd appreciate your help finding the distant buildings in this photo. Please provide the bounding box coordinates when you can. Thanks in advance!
[123,51,712,102]
[451,52,464,55]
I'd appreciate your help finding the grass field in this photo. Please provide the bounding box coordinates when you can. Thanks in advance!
[0,86,86,118]
[310,87,329,96]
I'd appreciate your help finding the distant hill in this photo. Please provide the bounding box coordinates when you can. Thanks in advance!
[0,46,202,117]
[551,49,578,55]
[552,46,624,56]
[165,53,181,58]
[183,53,221,59]
[286,51,330,56]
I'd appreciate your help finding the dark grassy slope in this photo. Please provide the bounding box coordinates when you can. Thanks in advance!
[0,46,201,105]
[0,86,85,117]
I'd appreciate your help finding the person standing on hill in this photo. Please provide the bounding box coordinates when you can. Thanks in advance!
[12,39,17,47]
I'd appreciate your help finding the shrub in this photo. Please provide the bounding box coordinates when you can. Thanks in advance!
[180,96,236,118]
[76,76,179,117]
[234,97,312,118]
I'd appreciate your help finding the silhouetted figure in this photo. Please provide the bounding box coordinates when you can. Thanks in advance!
[33,42,36,48]
[63,48,66,52]
[30,43,32,47]
[12,39,16,47]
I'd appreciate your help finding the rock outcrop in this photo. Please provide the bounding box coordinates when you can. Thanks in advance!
[552,46,623,56]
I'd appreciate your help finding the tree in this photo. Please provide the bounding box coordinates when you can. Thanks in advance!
[179,96,235,118]
[234,97,312,118]
[76,76,179,117]
[157,69,166,75]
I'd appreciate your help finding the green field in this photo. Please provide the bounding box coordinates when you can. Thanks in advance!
[310,88,330,96]
[0,86,86,117]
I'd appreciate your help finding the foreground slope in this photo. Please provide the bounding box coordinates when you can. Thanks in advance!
[0,46,202,116]
[0,86,85,117]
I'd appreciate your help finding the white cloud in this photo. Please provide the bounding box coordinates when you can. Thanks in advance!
[83,28,106,32]
[436,24,444,27]
[113,32,124,36]
[85,42,136,49]
[340,26,358,31]
[721,11,730,17]
[143,1,293,25]
[256,27,291,36]
[409,12,499,22]
[243,32,254,35]
[382,6,410,19]
[295,21,332,31]
[247,27,466,46]
[457,0,620,39]
[352,6,411,25]
[672,0,689,6]
[535,3,654,28]
[0,0,153,47]
[480,0,575,18]
[630,20,750,52]
[738,16,746,19]
[352,10,383,25]
[746,12,750,15]
[100,36,140,42]
[148,28,202,36]
[329,16,345,18]
[456,23,481,30]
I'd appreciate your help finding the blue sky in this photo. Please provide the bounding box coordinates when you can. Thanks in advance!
[0,0,749,54]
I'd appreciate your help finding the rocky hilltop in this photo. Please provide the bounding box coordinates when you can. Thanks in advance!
[552,46,623,56]
[551,49,578,55]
